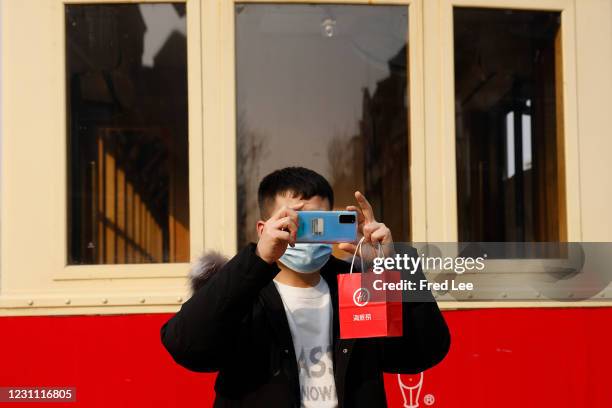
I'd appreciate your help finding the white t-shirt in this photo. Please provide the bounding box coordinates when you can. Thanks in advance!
[273,277,338,408]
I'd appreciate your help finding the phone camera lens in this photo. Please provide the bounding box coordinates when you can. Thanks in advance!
[339,214,356,224]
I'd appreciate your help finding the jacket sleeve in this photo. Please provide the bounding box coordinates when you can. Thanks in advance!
[160,243,280,372]
[380,246,451,373]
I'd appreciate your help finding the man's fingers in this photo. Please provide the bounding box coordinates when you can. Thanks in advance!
[270,229,291,242]
[272,216,296,230]
[282,205,301,226]
[363,222,389,244]
[272,217,298,239]
[270,204,301,224]
[363,222,379,242]
[268,205,287,221]
[338,242,357,255]
[355,191,375,223]
[370,226,390,244]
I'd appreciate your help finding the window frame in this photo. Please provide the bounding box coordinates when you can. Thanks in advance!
[1,0,204,314]
[433,0,589,309]
[431,0,581,243]
[230,0,426,245]
[59,0,205,279]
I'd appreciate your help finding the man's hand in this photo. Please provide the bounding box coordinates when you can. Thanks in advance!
[255,203,303,264]
[338,191,393,259]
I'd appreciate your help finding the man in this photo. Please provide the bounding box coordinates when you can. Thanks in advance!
[161,167,450,407]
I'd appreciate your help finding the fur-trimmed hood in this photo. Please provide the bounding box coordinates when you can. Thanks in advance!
[188,251,229,293]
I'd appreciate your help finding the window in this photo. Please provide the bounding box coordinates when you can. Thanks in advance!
[453,8,566,242]
[66,4,189,264]
[235,4,411,248]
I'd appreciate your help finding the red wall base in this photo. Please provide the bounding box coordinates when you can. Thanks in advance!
[1,308,611,407]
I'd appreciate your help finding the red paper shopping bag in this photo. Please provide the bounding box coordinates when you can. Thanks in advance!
[338,238,403,339]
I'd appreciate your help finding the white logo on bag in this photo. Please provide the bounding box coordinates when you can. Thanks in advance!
[353,288,370,307]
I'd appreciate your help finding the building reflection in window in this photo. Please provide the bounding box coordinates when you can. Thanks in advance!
[66,4,189,264]
[235,4,410,249]
[454,8,565,242]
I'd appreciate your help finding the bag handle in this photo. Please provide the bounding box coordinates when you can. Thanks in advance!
[349,237,365,274]
[349,237,384,274]
[376,240,385,259]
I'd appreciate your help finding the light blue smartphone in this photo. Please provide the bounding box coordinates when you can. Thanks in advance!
[296,211,358,243]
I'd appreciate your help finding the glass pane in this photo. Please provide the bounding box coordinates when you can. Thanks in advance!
[66,4,189,264]
[236,4,410,248]
[454,8,565,242]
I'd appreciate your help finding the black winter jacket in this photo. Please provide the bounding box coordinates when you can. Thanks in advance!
[161,243,450,407]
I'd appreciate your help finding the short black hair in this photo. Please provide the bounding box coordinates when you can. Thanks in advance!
[258,167,334,218]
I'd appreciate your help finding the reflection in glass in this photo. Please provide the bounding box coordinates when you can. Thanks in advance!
[66,4,189,264]
[235,4,410,249]
[454,8,565,242]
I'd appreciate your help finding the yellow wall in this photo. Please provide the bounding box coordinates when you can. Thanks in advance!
[574,0,612,240]
[1,0,611,316]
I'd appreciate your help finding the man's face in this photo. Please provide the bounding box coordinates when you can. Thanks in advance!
[256,193,331,237]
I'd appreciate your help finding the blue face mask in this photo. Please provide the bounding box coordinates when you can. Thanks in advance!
[279,243,333,274]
